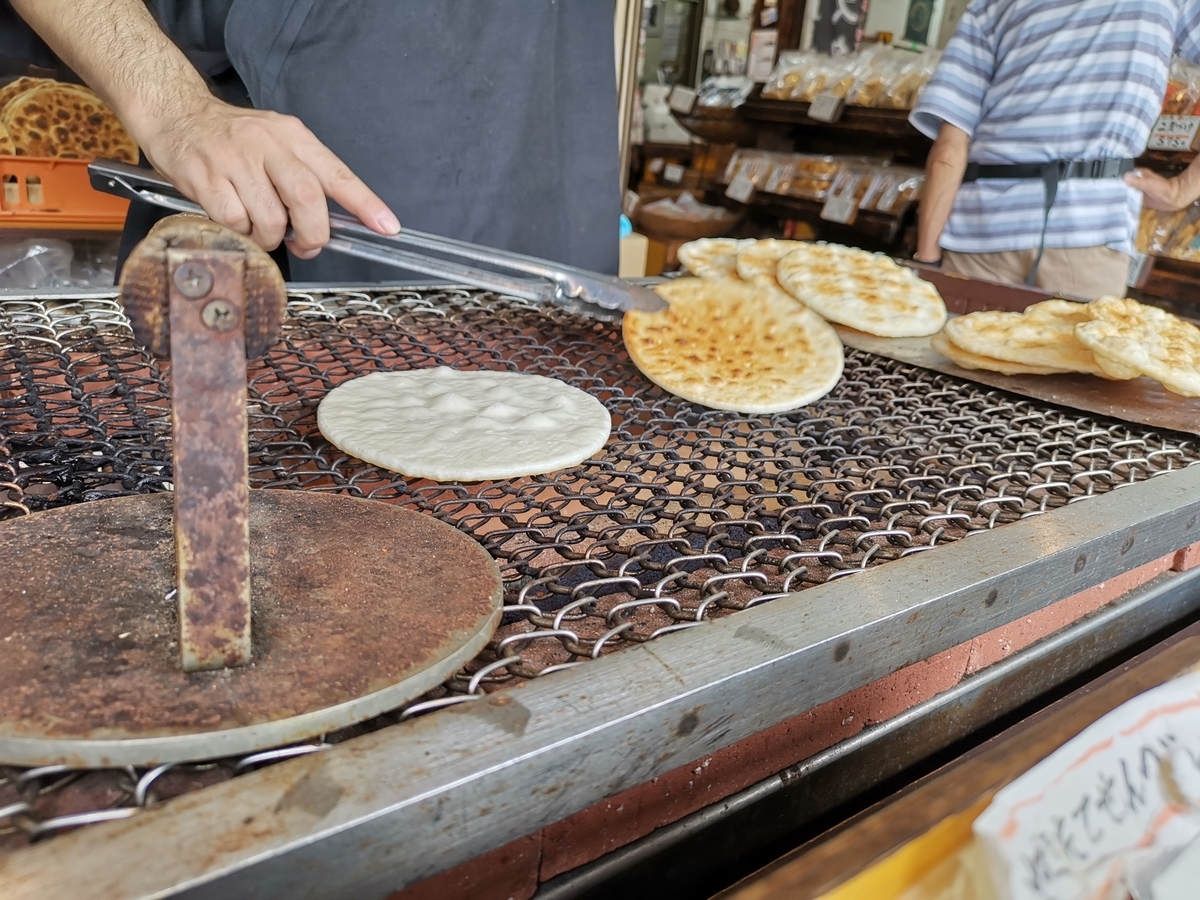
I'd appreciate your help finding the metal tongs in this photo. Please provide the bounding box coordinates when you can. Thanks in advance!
[90,159,666,318]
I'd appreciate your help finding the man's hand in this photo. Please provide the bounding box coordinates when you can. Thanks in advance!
[11,0,399,257]
[1124,168,1198,212]
[142,96,399,258]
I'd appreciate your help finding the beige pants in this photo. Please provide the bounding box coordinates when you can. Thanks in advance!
[942,246,1129,300]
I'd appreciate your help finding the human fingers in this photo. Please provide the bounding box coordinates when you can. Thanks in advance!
[1125,169,1184,211]
[226,163,291,250]
[264,148,330,258]
[204,182,253,236]
[287,122,400,235]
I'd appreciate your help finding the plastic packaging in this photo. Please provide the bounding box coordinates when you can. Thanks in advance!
[878,49,940,110]
[695,76,755,109]
[862,167,925,212]
[762,51,814,100]
[638,192,729,221]
[0,237,74,289]
[1162,56,1200,114]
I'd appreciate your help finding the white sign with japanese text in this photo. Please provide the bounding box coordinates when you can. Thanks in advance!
[974,670,1200,900]
[1148,115,1200,152]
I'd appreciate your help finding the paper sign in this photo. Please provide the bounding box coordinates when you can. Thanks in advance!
[747,29,779,83]
[808,92,846,123]
[821,172,864,224]
[668,85,698,115]
[662,162,686,184]
[1149,115,1200,152]
[725,166,756,204]
[974,671,1200,900]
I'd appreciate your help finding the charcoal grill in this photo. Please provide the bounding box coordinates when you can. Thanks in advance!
[4,284,1200,897]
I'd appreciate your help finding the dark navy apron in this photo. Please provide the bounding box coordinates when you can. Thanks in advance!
[224,0,621,282]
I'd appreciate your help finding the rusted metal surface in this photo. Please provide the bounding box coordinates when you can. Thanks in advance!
[165,248,252,671]
[117,214,287,360]
[0,490,503,766]
[835,326,1200,438]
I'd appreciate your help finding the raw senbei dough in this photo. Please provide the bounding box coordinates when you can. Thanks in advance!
[317,367,612,482]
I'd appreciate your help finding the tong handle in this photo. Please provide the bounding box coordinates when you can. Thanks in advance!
[90,160,551,303]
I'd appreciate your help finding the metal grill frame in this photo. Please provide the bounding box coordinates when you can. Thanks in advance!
[4,286,1200,897]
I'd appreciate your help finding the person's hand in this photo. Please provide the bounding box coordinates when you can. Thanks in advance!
[1124,168,1195,212]
[137,95,400,258]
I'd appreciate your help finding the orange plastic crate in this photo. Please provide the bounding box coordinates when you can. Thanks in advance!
[0,156,129,231]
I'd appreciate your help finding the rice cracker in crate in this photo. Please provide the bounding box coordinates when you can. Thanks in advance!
[942,299,1137,380]
[1075,296,1200,397]
[0,76,53,115]
[776,242,947,338]
[2,81,137,162]
[0,122,15,156]
[677,237,756,280]
[623,277,844,414]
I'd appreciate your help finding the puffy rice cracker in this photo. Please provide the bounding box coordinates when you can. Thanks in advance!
[317,368,612,482]
[930,331,1071,376]
[1075,296,1200,397]
[735,239,809,287]
[623,277,844,413]
[943,299,1136,380]
[776,242,947,338]
[677,238,756,280]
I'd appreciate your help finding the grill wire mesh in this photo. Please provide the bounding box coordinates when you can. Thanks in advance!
[3,286,1200,852]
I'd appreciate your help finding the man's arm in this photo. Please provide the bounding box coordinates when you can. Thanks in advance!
[1125,160,1200,212]
[916,123,970,264]
[10,0,399,256]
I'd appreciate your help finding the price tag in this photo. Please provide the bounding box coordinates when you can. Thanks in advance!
[821,173,863,224]
[1148,114,1200,151]
[808,92,846,123]
[668,85,698,115]
[662,162,686,184]
[1127,251,1152,288]
[725,169,756,204]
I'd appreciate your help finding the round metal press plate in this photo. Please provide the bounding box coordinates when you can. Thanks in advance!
[0,491,503,767]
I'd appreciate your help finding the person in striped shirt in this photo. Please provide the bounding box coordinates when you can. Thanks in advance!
[910,0,1200,299]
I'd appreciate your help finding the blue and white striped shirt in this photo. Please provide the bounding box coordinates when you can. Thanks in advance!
[910,0,1200,256]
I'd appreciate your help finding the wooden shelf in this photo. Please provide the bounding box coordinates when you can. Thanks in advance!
[736,87,1196,176]
[1134,254,1200,313]
[704,185,914,250]
[739,94,926,140]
